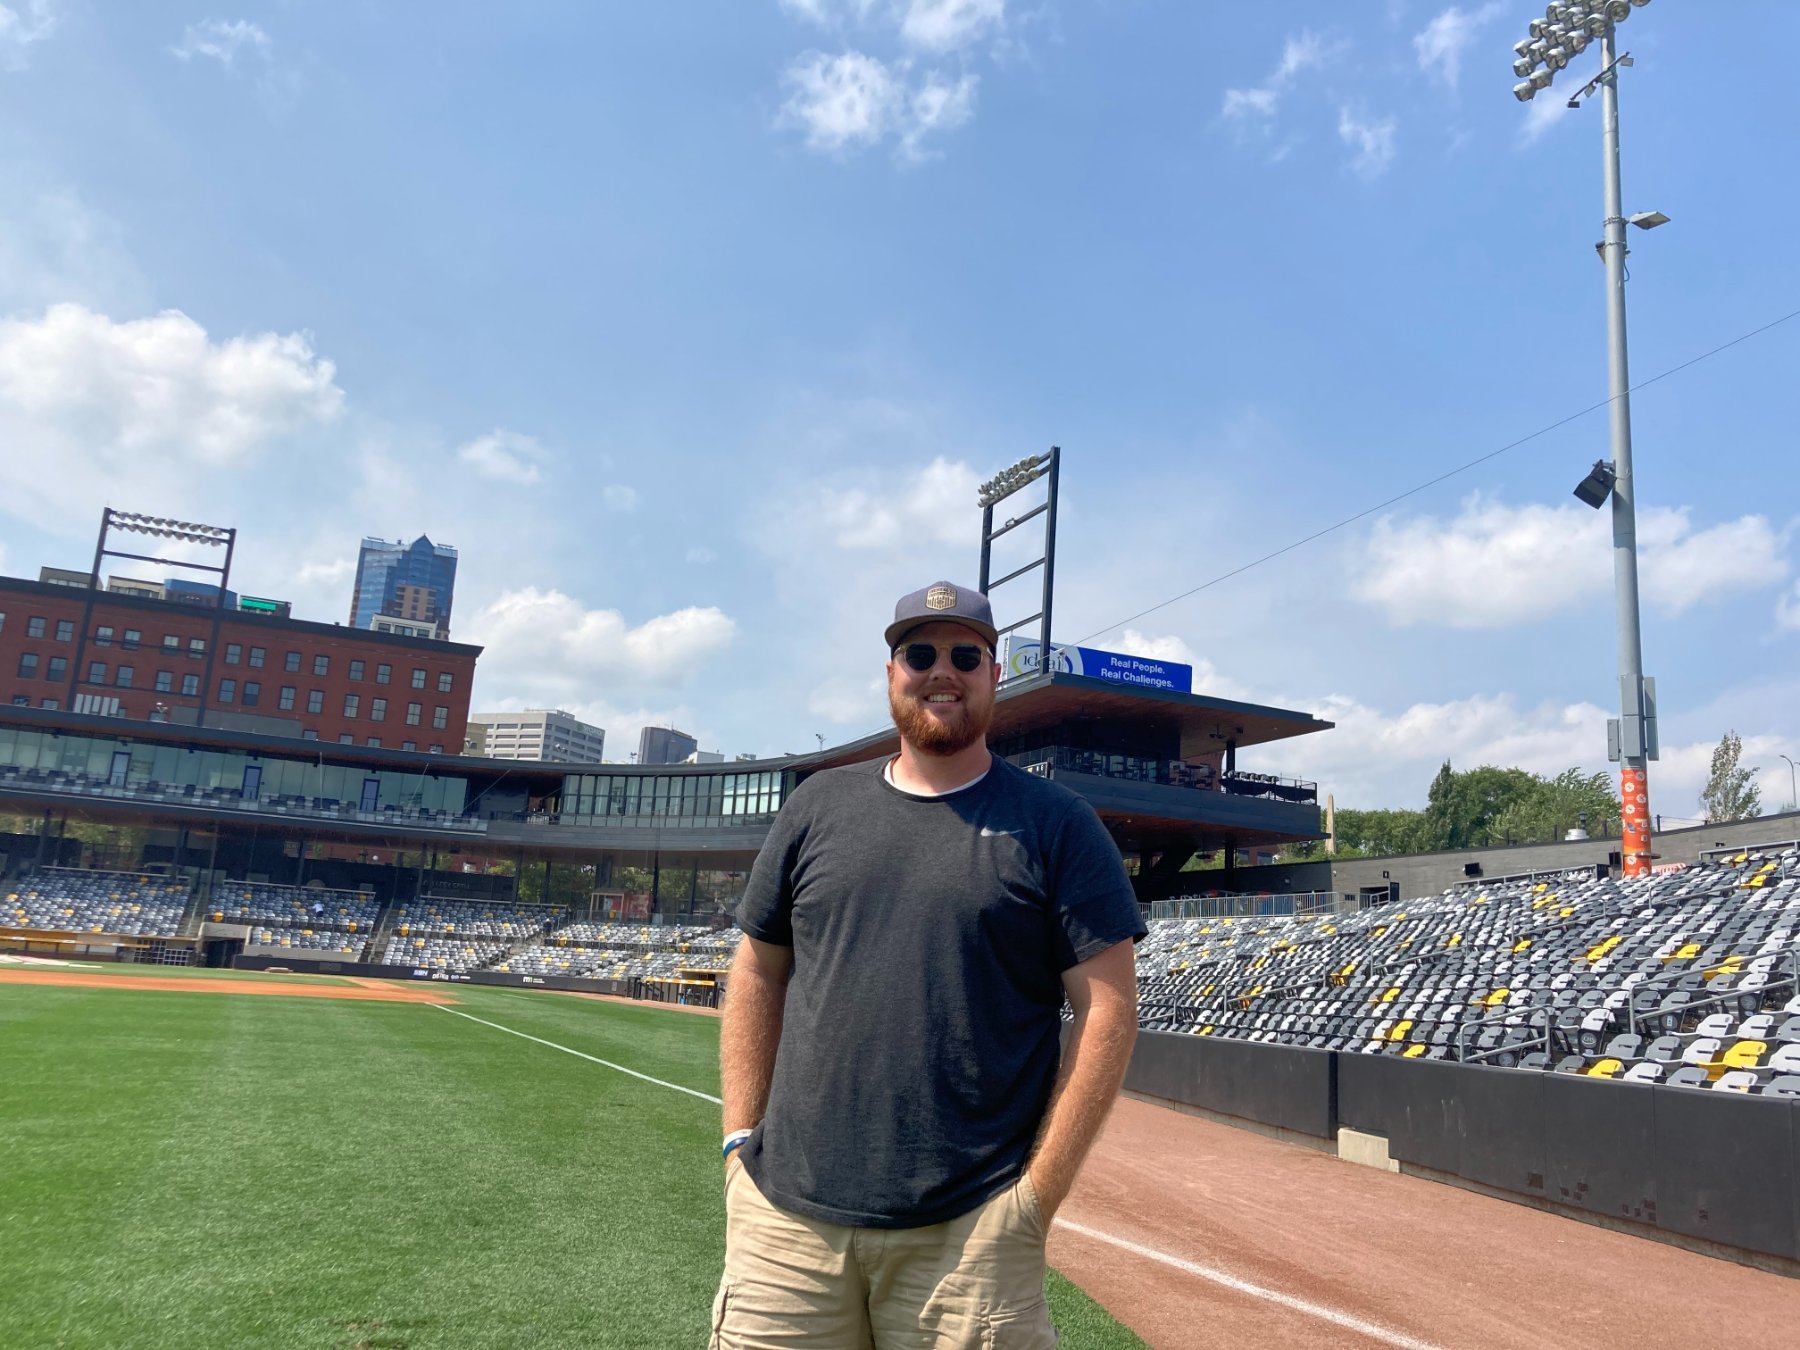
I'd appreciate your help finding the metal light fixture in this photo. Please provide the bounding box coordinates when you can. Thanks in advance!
[1531,67,1554,90]
[1573,461,1618,509]
[1514,80,1537,101]
[1514,56,1536,77]
[1604,0,1631,21]
[1546,45,1571,69]
[1629,209,1670,229]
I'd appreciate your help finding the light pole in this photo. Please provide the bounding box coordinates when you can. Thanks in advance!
[1780,754,1798,814]
[1511,0,1663,877]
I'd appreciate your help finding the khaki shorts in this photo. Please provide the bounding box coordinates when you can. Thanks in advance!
[711,1161,1058,1349]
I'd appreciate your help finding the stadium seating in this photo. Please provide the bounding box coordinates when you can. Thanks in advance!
[387,898,567,939]
[0,869,191,937]
[250,926,371,958]
[382,935,509,971]
[210,881,381,931]
[1135,845,1800,1097]
[494,921,738,980]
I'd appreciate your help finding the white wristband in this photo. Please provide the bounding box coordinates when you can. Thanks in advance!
[723,1128,753,1158]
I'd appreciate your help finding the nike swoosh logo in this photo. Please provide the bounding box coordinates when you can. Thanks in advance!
[979,827,1022,837]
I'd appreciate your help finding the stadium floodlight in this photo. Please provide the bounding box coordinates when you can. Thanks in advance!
[1573,460,1618,509]
[1514,37,1536,57]
[1508,0,1660,879]
[1513,57,1536,77]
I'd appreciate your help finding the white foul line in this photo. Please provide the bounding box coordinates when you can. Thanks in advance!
[1054,1219,1446,1350]
[430,1004,722,1105]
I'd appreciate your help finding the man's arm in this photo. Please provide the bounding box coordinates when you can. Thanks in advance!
[720,934,794,1144]
[1026,938,1138,1221]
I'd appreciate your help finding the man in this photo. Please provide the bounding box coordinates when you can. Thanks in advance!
[713,581,1144,1348]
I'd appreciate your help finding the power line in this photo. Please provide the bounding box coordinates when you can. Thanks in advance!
[1074,306,1800,647]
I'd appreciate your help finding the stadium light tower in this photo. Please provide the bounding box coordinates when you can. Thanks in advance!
[1511,0,1663,878]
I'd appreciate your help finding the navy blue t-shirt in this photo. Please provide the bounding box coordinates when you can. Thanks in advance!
[735,754,1145,1228]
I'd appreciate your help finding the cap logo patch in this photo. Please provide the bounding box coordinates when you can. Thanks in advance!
[925,585,956,610]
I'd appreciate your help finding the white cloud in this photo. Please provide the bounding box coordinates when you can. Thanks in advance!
[899,69,977,161]
[1774,580,1800,631]
[602,484,640,512]
[0,303,344,525]
[1519,90,1571,144]
[1338,107,1398,178]
[170,18,269,67]
[798,455,980,550]
[456,429,544,485]
[900,0,1004,53]
[1221,30,1333,122]
[295,557,355,586]
[0,186,145,314]
[780,50,898,153]
[0,0,57,71]
[779,0,881,27]
[1354,496,1790,629]
[1412,3,1502,90]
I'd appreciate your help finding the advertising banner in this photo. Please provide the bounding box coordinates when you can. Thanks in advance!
[1005,639,1193,694]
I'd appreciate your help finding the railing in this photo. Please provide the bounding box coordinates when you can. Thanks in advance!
[1007,748,1318,805]
[493,809,779,831]
[1150,893,1338,920]
[1219,772,1318,805]
[1451,864,1608,889]
[1699,838,1800,862]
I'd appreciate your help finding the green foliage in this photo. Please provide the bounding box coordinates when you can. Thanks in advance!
[1701,730,1762,823]
[1316,762,1623,859]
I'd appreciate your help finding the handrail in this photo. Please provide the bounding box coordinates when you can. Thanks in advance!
[1456,1002,1558,1067]
[1626,940,1800,1040]
[1698,838,1800,862]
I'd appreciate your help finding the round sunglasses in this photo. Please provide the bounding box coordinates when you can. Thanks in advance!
[896,642,991,673]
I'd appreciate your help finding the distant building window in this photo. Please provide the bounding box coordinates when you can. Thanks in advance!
[116,666,134,689]
[366,737,381,747]
[278,686,296,711]
[163,635,180,651]
[402,740,417,751]
[242,681,260,707]
[429,744,443,754]
[47,656,67,681]
[225,644,242,665]
[343,694,360,718]
[88,662,106,684]
[376,663,392,684]
[0,612,5,633]
[123,628,141,650]
[17,653,38,679]
[411,668,426,689]
[10,695,27,706]
[370,697,387,722]
[432,706,448,730]
[313,654,330,676]
[55,619,73,642]
[41,698,57,710]
[405,702,422,726]
[218,679,236,704]
[155,671,173,692]
[303,729,319,741]
[437,672,453,693]
[285,651,301,672]
[349,659,365,681]
[248,646,266,668]
[94,626,114,647]
[188,638,205,658]
[180,674,199,696]
[27,617,45,638]
[307,690,324,714]
[338,733,354,744]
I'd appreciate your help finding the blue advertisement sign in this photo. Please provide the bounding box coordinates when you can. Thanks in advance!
[1005,639,1192,694]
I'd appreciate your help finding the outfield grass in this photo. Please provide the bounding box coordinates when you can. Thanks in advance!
[0,981,1144,1348]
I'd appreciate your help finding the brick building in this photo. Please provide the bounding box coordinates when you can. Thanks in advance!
[0,576,481,751]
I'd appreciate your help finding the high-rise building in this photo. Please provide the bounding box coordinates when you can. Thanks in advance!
[638,725,697,766]
[468,710,606,764]
[350,536,458,636]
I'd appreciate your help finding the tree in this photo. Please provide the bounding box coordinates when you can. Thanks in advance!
[1700,730,1762,823]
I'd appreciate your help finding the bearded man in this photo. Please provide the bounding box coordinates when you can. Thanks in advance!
[710,581,1145,1349]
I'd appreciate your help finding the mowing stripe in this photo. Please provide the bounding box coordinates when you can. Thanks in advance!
[1054,1219,1445,1350]
[431,1004,722,1105]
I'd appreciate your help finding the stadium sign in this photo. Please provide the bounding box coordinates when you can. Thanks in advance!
[1005,639,1192,694]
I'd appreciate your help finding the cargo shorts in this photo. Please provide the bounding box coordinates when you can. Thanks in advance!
[710,1160,1058,1349]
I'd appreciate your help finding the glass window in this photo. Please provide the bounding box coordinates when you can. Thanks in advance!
[432,706,448,730]
[284,651,301,672]
[16,653,37,679]
[116,666,134,689]
[278,686,295,711]
[163,635,180,651]
[411,668,426,689]
[41,698,57,709]
[338,733,354,744]
[218,679,236,703]
[0,612,5,633]
[47,656,67,681]
[10,695,26,706]
[123,629,141,650]
[188,637,205,657]
[248,646,266,668]
[307,690,324,714]
[349,659,365,681]
[27,617,45,638]
[429,743,443,753]
[376,663,392,684]
[88,662,106,684]
[344,694,360,718]
[95,626,114,647]
[313,654,330,676]
[402,740,416,751]
[55,619,73,642]
[437,671,453,692]
[241,681,260,707]
[180,673,199,696]
[405,702,422,726]
[302,729,319,741]
[225,643,242,665]
[370,697,387,722]
[366,737,381,747]
[155,670,173,692]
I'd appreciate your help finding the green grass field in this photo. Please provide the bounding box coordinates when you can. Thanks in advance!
[0,975,1145,1348]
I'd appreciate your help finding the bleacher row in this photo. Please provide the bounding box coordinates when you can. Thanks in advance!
[1,870,191,937]
[1137,845,1800,1097]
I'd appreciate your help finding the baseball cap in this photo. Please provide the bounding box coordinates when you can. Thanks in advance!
[884,581,999,651]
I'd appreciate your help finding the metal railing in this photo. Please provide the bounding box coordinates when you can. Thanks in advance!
[1150,893,1337,920]
[1005,748,1317,804]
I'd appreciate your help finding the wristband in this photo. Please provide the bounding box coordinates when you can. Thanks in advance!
[723,1129,753,1160]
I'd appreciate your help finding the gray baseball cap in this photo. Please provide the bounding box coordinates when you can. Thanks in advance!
[884,581,999,651]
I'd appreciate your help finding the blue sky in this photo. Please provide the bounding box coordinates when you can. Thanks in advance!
[2,1,1797,816]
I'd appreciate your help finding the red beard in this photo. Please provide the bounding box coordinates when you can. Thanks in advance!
[888,683,993,756]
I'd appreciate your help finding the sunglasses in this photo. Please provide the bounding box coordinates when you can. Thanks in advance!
[897,642,990,674]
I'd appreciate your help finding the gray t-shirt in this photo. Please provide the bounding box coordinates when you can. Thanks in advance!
[735,753,1146,1228]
